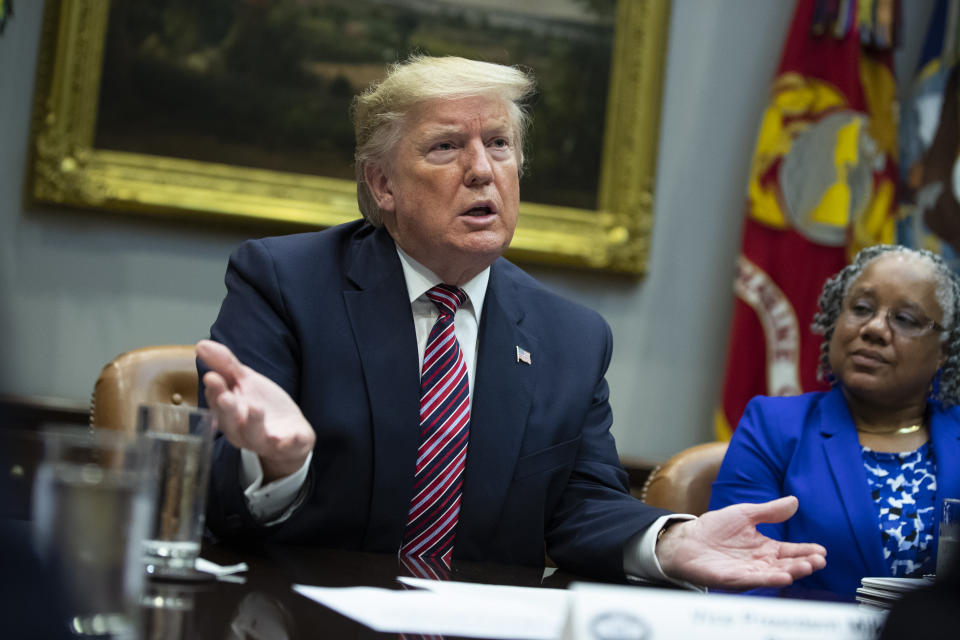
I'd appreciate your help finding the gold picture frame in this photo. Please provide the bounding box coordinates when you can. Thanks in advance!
[29,0,669,274]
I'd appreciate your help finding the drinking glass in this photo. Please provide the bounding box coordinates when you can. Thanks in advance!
[32,427,156,638]
[936,497,960,581]
[140,581,204,640]
[137,404,214,579]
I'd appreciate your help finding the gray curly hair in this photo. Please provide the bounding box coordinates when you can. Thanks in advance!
[811,244,960,407]
[351,55,536,227]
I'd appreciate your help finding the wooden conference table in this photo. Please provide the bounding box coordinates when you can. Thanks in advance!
[147,540,857,639]
[144,541,590,640]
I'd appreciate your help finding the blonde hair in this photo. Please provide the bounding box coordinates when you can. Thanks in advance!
[352,55,536,226]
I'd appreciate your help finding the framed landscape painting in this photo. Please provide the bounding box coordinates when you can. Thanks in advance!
[29,0,669,274]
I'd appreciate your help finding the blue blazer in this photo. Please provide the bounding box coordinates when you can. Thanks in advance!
[201,221,666,579]
[710,387,960,596]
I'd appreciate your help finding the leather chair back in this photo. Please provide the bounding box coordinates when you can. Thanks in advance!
[91,345,198,435]
[640,441,728,515]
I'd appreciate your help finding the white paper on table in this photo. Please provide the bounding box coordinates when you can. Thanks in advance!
[397,576,569,608]
[292,579,569,640]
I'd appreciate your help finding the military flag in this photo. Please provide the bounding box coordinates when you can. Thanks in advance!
[716,0,900,438]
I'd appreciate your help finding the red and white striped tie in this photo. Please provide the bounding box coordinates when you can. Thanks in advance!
[400,284,470,566]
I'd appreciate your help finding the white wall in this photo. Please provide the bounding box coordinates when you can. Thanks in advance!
[0,1,934,460]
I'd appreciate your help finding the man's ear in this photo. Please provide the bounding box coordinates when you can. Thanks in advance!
[364,163,395,213]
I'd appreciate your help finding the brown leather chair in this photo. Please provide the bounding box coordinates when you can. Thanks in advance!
[639,441,728,515]
[90,345,199,434]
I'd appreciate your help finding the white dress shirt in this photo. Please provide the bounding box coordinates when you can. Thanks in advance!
[234,247,693,587]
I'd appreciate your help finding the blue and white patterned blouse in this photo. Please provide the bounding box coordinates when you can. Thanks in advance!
[861,441,938,577]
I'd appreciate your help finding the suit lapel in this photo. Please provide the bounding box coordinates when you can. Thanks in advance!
[342,228,422,552]
[819,388,889,577]
[455,262,537,560]
[930,407,960,552]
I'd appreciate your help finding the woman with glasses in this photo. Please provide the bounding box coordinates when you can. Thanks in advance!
[710,244,960,597]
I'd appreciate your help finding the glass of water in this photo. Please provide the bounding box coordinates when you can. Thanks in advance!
[32,427,156,638]
[937,498,960,582]
[137,404,214,579]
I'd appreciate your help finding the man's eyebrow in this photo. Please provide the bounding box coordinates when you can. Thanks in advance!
[415,124,467,141]
[419,122,512,136]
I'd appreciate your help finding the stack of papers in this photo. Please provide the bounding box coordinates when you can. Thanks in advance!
[855,576,932,610]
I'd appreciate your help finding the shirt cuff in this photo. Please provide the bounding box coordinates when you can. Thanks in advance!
[240,448,312,523]
[623,513,706,592]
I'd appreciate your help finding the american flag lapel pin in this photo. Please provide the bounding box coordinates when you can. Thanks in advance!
[516,346,532,365]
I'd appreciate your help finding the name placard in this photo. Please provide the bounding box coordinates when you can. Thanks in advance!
[563,583,885,640]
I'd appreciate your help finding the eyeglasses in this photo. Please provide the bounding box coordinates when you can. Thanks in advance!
[840,299,945,338]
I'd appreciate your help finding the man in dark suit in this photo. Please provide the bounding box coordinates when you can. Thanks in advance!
[198,55,826,587]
